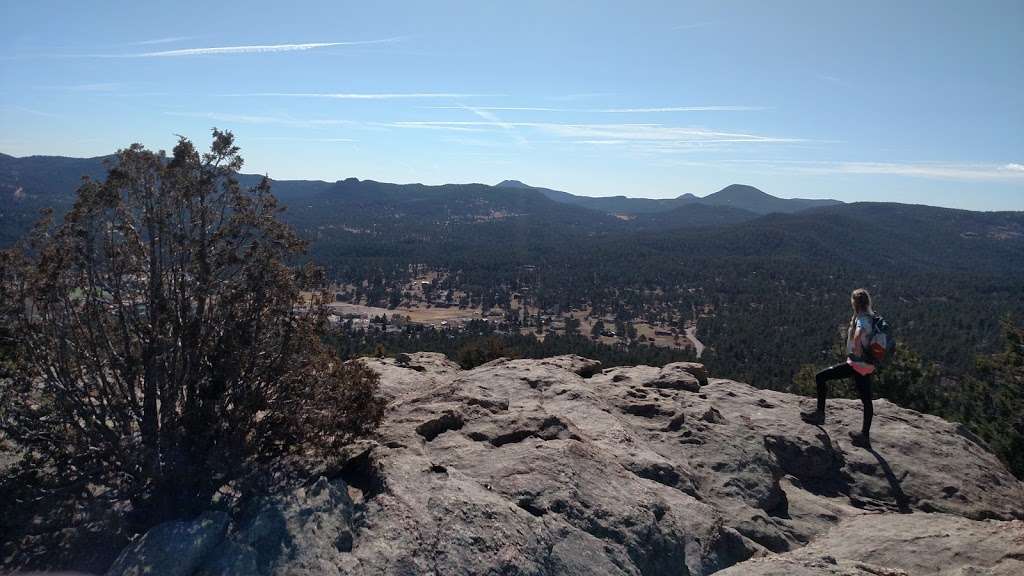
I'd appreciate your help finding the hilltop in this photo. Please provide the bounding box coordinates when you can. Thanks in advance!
[495,179,841,215]
[97,354,1023,576]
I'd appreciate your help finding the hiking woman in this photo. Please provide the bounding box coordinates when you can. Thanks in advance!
[800,288,876,447]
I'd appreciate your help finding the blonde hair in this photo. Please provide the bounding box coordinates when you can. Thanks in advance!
[851,288,873,315]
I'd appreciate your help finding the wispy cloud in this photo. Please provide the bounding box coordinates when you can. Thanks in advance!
[817,74,854,88]
[390,121,797,145]
[438,136,519,148]
[33,82,171,97]
[423,105,764,113]
[376,121,490,132]
[810,161,1024,181]
[569,140,629,145]
[599,105,765,113]
[138,39,403,57]
[124,36,194,46]
[459,104,529,146]
[65,38,406,58]
[228,91,491,100]
[535,123,794,143]
[164,111,355,128]
[720,160,1024,182]
[426,106,565,112]
[249,136,357,143]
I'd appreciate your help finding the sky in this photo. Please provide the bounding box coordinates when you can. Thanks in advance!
[1,1,1022,211]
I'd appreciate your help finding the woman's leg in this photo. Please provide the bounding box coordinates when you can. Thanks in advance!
[814,363,856,414]
[854,373,873,438]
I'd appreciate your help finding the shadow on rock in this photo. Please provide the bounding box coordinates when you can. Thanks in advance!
[764,429,852,498]
[864,446,912,514]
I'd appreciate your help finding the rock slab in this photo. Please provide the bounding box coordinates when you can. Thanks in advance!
[110,354,1024,575]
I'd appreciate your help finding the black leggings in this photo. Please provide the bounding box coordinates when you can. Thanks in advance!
[816,363,873,436]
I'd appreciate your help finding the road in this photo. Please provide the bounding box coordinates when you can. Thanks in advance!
[685,324,705,358]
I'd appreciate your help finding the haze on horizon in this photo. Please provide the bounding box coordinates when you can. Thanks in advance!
[1,0,1021,211]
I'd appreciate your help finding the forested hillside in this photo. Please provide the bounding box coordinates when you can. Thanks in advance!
[3,150,1023,475]
[3,152,1021,384]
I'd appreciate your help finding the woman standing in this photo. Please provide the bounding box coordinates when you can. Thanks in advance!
[800,288,876,447]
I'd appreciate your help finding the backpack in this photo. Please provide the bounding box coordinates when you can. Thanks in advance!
[866,315,896,366]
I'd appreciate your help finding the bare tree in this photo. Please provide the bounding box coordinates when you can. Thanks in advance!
[0,130,384,527]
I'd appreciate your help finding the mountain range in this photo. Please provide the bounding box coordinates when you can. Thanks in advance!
[0,151,868,246]
[3,152,1022,244]
[3,151,1022,279]
[2,151,836,220]
[496,179,842,215]
[2,150,1023,485]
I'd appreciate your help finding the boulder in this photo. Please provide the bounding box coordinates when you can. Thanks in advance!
[106,511,229,576]
[197,476,356,576]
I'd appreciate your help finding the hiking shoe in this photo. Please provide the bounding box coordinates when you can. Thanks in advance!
[849,431,871,448]
[799,410,825,425]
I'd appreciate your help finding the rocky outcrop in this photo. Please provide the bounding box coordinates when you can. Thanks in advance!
[715,513,1024,575]
[109,354,1024,575]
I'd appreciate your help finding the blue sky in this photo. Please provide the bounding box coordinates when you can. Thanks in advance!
[1,1,1022,210]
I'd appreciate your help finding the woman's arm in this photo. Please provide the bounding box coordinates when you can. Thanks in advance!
[851,326,866,356]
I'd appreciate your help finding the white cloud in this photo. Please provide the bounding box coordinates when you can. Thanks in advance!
[249,136,356,143]
[817,74,853,88]
[459,104,529,146]
[125,36,194,46]
[80,38,405,58]
[533,123,793,143]
[425,106,565,112]
[389,121,798,146]
[232,92,489,100]
[598,106,764,113]
[423,105,763,113]
[164,111,355,128]
[570,140,629,145]
[774,161,1024,182]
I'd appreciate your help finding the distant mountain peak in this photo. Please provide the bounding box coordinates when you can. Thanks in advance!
[497,180,531,188]
[708,184,773,200]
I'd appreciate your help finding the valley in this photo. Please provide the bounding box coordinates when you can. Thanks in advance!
[5,153,1022,385]
[3,151,1024,480]
[322,279,704,353]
